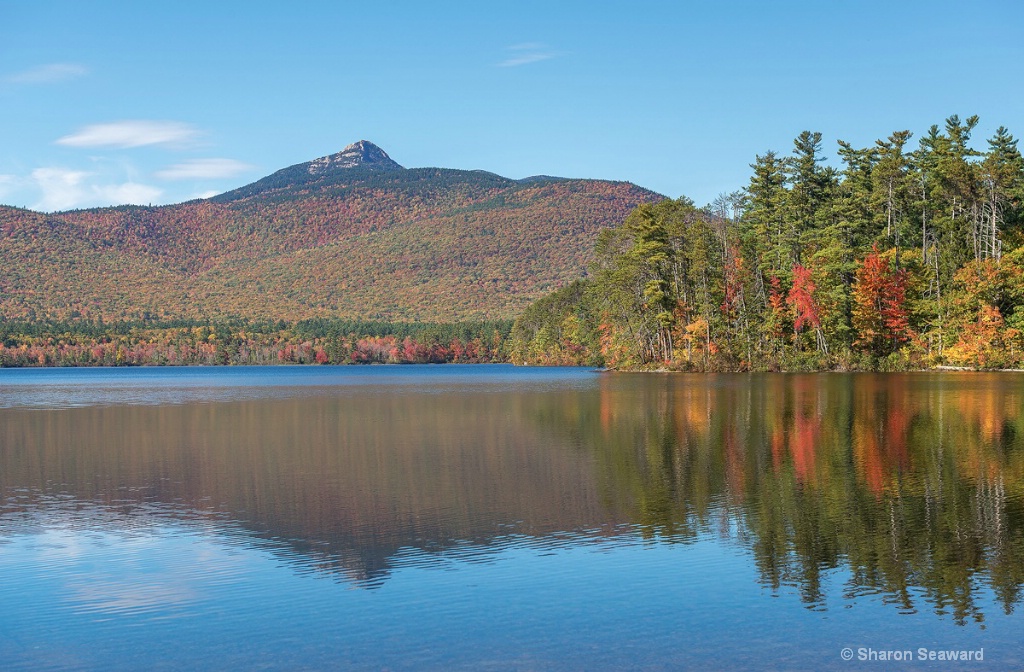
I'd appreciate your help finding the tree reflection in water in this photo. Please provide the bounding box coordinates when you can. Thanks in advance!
[553,373,1024,624]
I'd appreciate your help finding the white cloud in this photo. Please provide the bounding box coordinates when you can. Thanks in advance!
[8,63,88,83]
[156,158,254,180]
[31,167,90,211]
[93,182,162,206]
[498,43,561,67]
[30,167,162,211]
[56,120,199,149]
[193,190,222,200]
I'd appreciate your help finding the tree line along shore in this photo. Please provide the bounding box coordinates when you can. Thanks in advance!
[0,319,510,367]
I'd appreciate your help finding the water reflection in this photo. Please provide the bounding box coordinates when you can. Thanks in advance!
[1,384,624,588]
[1,369,1022,624]
[571,373,1024,624]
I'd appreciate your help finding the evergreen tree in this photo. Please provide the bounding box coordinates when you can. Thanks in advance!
[980,126,1024,258]
[515,116,1024,371]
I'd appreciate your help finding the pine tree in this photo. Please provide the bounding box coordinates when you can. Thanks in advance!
[980,126,1024,260]
[871,131,913,248]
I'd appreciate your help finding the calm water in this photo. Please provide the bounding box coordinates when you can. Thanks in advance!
[1,365,1023,670]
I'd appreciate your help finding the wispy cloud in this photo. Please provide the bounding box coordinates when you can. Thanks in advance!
[56,120,199,149]
[8,62,88,84]
[155,158,254,180]
[31,167,162,211]
[498,43,561,67]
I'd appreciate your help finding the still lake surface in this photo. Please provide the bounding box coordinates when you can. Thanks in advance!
[1,365,1022,670]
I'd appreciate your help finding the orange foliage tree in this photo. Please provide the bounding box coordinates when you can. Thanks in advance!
[851,245,912,356]
[945,255,1024,367]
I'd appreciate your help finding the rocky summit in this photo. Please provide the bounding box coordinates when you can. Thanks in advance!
[307,140,404,174]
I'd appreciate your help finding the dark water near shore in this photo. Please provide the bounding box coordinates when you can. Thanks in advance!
[1,365,1023,670]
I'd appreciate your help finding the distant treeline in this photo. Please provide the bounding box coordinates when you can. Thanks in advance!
[509,116,1024,371]
[0,318,512,367]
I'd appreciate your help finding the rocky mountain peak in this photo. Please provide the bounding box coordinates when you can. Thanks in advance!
[307,140,403,175]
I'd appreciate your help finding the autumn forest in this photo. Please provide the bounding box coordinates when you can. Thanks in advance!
[2,118,1023,370]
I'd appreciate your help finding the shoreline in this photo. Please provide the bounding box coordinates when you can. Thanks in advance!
[597,366,1024,374]
[2,360,1023,373]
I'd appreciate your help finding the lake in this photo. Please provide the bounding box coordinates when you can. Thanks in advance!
[1,365,1022,670]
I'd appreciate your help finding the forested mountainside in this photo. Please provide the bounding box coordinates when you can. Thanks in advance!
[0,141,661,323]
[510,116,1024,371]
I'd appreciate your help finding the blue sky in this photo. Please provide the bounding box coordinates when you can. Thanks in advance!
[2,0,1022,211]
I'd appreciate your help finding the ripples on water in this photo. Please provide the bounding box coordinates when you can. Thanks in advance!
[1,366,1023,670]
[0,364,597,409]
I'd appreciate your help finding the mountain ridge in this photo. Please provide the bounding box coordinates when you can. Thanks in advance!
[0,142,663,322]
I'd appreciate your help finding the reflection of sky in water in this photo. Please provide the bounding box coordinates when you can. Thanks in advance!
[0,364,598,409]
[2,512,1020,671]
[2,513,251,620]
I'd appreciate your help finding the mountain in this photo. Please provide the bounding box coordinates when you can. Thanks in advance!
[0,142,662,322]
[215,140,405,200]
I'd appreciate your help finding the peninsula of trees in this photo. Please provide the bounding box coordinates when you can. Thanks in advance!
[510,116,1024,371]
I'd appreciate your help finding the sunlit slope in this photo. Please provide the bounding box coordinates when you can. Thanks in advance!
[0,145,661,321]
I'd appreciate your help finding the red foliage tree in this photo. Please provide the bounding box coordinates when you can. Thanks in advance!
[786,264,827,353]
[851,245,912,356]
[787,265,820,332]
